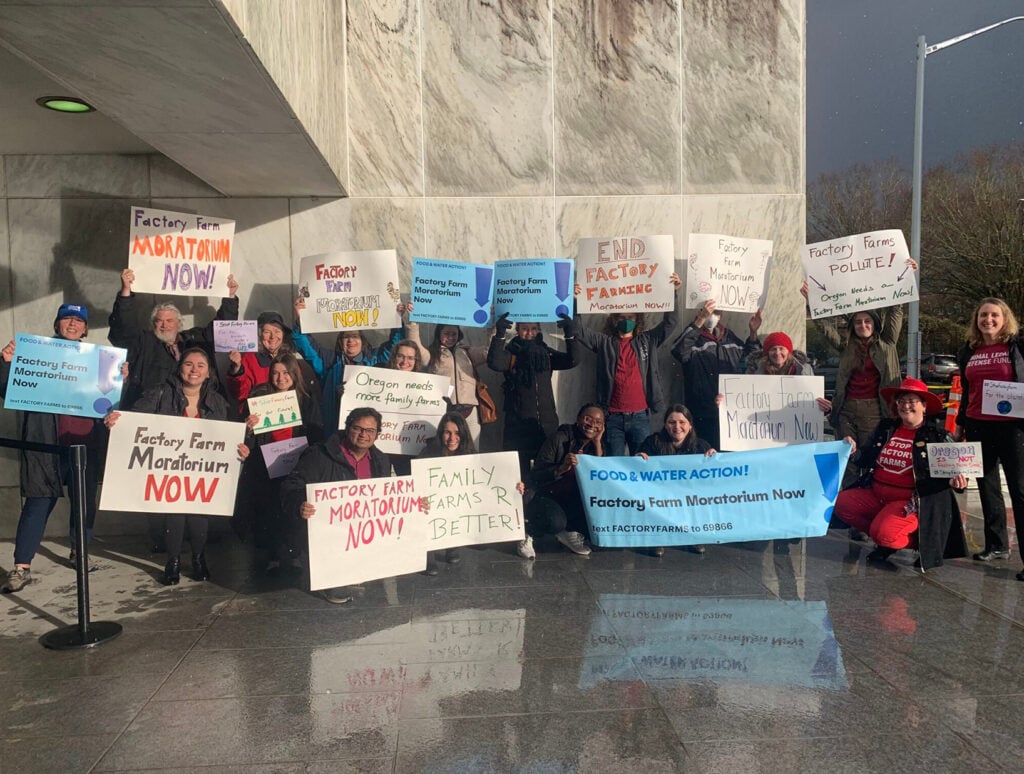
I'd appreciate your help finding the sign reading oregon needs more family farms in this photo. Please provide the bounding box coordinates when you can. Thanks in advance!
[802,229,916,319]
[575,441,851,547]
[128,206,235,297]
[297,250,402,334]
[493,259,574,323]
[410,258,494,327]
[100,412,246,516]
[717,374,826,451]
[3,334,126,419]
[411,451,525,551]
[576,235,675,314]
[305,475,426,590]
[686,233,771,313]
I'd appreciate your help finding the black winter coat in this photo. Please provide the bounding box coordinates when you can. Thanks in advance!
[131,375,233,420]
[529,423,602,495]
[487,332,577,434]
[672,323,761,414]
[637,429,711,457]
[280,434,390,520]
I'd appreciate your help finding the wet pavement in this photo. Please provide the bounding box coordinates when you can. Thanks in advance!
[2,495,1023,773]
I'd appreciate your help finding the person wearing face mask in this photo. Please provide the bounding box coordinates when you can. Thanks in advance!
[572,273,683,456]
[487,313,578,480]
[0,305,111,593]
[672,299,762,450]
[292,297,408,432]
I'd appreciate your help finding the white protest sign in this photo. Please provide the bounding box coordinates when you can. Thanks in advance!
[980,379,1024,419]
[927,442,983,478]
[305,475,426,590]
[261,437,309,478]
[717,374,826,451]
[100,412,245,515]
[411,451,525,550]
[213,320,258,353]
[686,233,771,313]
[128,206,235,297]
[297,251,402,334]
[802,229,916,319]
[247,390,303,434]
[338,365,450,451]
[576,235,675,314]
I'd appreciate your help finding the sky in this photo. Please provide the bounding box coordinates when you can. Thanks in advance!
[806,1,1024,179]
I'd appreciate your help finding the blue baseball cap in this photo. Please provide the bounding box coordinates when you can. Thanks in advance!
[56,303,88,323]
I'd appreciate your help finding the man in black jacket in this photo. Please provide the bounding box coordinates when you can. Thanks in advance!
[281,407,390,603]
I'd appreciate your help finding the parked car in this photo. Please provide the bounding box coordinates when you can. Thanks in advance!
[899,353,959,385]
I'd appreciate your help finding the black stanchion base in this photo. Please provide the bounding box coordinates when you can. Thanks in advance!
[39,621,123,650]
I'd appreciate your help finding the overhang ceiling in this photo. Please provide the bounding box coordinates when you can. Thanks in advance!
[0,1,345,197]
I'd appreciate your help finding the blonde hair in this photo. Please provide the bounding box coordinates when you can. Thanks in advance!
[967,297,1019,348]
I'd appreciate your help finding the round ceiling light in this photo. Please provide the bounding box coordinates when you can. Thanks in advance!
[36,96,94,113]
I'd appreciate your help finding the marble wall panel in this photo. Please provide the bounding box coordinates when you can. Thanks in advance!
[553,0,681,196]
[0,196,15,483]
[681,0,803,194]
[421,0,552,196]
[149,155,222,199]
[346,0,423,197]
[682,193,805,347]
[4,155,149,199]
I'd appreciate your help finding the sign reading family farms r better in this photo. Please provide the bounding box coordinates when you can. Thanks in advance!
[576,441,851,547]
[128,207,235,297]
[306,475,426,590]
[686,233,771,313]
[338,365,449,452]
[717,374,825,451]
[576,235,674,314]
[100,412,246,516]
[411,451,525,550]
[801,229,916,319]
[297,250,402,334]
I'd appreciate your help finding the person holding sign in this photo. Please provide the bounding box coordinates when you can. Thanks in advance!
[104,348,250,585]
[672,298,762,450]
[241,354,324,574]
[744,331,832,414]
[525,404,606,556]
[572,273,682,456]
[636,404,717,557]
[108,267,240,409]
[802,281,905,486]
[384,338,425,476]
[0,305,106,593]
[835,377,967,570]
[487,314,578,478]
[292,296,406,432]
[281,407,392,604]
[955,298,1024,574]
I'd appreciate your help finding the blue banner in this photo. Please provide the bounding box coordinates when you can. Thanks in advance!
[410,258,494,328]
[576,441,850,547]
[493,259,574,323]
[4,334,126,418]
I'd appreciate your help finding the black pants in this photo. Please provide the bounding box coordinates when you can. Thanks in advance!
[503,418,548,480]
[164,515,209,559]
[966,419,1024,557]
[526,493,588,538]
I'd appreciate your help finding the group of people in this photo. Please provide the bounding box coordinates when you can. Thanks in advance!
[3,262,1024,596]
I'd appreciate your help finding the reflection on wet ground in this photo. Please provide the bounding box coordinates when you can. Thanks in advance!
[2,522,1023,772]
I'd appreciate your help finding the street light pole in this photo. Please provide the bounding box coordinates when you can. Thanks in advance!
[908,16,1024,379]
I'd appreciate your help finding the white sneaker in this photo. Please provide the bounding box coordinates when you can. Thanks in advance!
[555,531,591,556]
[517,536,536,560]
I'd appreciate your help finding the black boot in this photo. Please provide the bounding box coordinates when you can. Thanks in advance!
[161,557,181,586]
[192,553,210,581]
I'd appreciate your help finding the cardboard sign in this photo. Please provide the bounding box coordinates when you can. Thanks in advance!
[802,229,916,319]
[926,442,983,478]
[4,334,125,419]
[411,451,526,550]
[576,235,675,314]
[980,379,1024,419]
[717,374,826,451]
[576,441,851,547]
[296,250,402,334]
[213,320,258,353]
[410,258,494,327]
[493,259,574,323]
[128,206,235,297]
[261,436,309,478]
[247,390,303,434]
[305,475,426,590]
[686,233,771,313]
[100,412,245,516]
[337,365,449,452]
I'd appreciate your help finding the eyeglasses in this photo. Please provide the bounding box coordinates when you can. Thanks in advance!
[895,397,923,407]
[579,419,605,429]
[348,425,379,437]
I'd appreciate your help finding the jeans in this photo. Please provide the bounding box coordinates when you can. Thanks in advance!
[526,493,588,538]
[965,418,1024,557]
[604,410,651,457]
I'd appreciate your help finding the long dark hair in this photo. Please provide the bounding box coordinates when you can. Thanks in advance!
[270,353,308,401]
[660,403,703,454]
[435,411,476,456]
[428,324,464,364]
